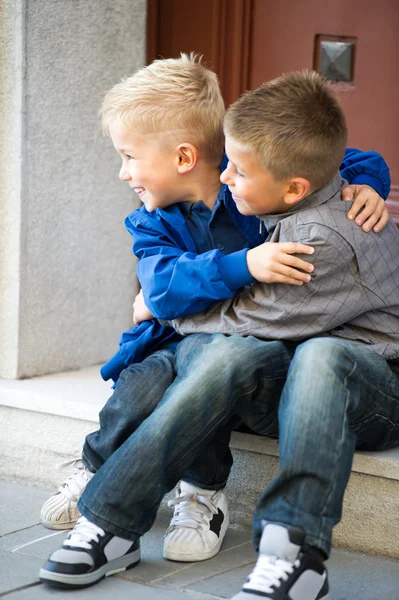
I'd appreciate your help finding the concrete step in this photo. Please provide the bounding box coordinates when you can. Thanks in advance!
[1,367,398,559]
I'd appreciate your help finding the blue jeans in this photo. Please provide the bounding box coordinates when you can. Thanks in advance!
[252,336,399,555]
[78,334,294,538]
[82,346,233,488]
[78,334,399,556]
[82,349,176,472]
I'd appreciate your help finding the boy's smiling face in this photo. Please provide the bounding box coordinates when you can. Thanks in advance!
[109,121,182,212]
[221,136,291,216]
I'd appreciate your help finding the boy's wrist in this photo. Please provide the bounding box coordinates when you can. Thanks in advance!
[218,249,256,291]
[349,174,384,199]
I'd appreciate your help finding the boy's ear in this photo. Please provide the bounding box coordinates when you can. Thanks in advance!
[176,143,198,174]
[284,177,312,206]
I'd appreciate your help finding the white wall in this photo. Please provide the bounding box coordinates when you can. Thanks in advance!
[0,0,24,377]
[0,0,146,378]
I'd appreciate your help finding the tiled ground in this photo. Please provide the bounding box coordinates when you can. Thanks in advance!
[0,480,398,599]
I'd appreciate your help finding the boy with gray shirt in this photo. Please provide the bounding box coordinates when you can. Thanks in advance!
[165,71,399,599]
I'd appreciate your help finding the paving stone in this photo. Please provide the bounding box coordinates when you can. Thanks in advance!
[4,577,213,599]
[184,563,253,598]
[0,481,52,536]
[328,547,399,600]
[145,536,255,589]
[186,548,399,600]
[0,524,65,553]
[4,527,68,561]
[0,549,43,595]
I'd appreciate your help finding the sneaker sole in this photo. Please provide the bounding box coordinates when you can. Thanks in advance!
[163,513,230,562]
[233,592,330,600]
[41,520,77,531]
[39,548,140,589]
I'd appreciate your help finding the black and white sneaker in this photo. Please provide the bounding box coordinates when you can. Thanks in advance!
[163,481,229,561]
[39,516,140,588]
[231,523,329,600]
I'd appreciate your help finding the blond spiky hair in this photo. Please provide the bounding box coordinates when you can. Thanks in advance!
[224,70,348,190]
[100,53,225,166]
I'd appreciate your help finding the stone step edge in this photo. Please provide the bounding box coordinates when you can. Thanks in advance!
[230,431,399,482]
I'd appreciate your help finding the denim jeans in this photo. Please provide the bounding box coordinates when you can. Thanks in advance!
[82,349,176,472]
[251,336,399,555]
[82,346,234,488]
[78,333,295,538]
[78,334,399,556]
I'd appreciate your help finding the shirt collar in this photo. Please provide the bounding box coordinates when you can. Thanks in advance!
[179,184,225,217]
[258,172,343,233]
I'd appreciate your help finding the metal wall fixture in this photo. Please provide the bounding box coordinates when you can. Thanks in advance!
[314,35,357,82]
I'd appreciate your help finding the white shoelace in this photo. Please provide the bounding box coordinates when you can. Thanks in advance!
[243,553,299,593]
[55,458,93,501]
[64,516,105,550]
[166,493,218,537]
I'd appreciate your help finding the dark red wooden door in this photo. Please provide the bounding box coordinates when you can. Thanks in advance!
[148,0,399,219]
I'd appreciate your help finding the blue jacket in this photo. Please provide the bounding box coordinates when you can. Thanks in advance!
[101,148,391,382]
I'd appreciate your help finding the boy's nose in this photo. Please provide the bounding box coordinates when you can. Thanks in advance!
[119,166,131,181]
[220,164,232,186]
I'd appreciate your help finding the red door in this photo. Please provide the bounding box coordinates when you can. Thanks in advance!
[249,0,399,220]
[148,0,399,220]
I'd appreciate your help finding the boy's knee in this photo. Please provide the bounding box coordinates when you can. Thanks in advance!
[293,337,352,373]
[176,333,217,359]
[176,334,258,383]
[200,334,264,368]
[196,334,246,372]
[175,333,233,379]
[177,333,240,363]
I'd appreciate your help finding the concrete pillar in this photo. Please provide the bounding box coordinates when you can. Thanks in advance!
[0,0,146,378]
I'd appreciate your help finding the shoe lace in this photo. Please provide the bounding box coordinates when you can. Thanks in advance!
[64,516,105,550]
[55,458,93,501]
[166,492,218,535]
[243,553,300,594]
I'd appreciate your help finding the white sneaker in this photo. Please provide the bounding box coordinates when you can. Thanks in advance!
[40,458,94,530]
[163,481,229,562]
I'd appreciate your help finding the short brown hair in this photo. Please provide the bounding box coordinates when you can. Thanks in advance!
[100,53,225,167]
[224,70,348,190]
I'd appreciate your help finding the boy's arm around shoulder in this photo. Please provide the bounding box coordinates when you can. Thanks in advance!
[170,224,366,339]
[341,148,391,199]
[128,209,254,322]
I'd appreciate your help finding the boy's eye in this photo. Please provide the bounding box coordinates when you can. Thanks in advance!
[228,160,244,177]
[125,153,134,160]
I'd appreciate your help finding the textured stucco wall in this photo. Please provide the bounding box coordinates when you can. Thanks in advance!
[1,0,146,378]
[0,0,24,378]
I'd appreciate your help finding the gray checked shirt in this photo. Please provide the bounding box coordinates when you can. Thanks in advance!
[170,173,399,368]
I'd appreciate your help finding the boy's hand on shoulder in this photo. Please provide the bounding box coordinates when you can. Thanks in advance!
[342,184,389,233]
[246,242,314,285]
[133,290,154,325]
